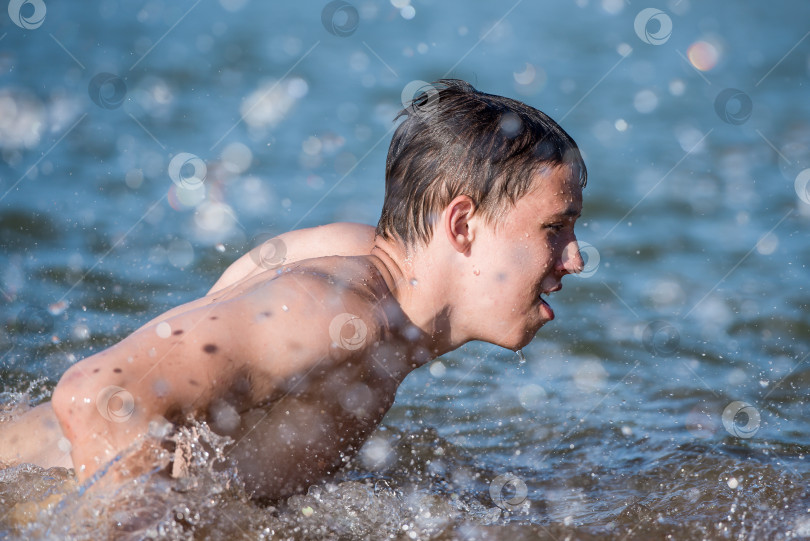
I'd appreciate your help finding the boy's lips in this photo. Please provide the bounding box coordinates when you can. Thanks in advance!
[538,294,555,320]
[544,283,562,294]
[537,284,560,321]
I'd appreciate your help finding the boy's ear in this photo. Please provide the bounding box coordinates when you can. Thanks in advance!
[444,195,476,254]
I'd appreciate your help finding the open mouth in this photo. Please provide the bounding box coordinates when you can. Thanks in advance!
[537,283,562,320]
[537,293,555,320]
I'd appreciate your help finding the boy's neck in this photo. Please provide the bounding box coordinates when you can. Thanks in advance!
[369,236,464,358]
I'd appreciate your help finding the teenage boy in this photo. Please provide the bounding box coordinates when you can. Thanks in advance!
[0,79,586,501]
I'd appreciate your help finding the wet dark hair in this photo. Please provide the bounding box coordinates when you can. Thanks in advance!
[375,79,587,248]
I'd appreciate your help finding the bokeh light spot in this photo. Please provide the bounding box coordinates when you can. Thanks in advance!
[687,40,720,71]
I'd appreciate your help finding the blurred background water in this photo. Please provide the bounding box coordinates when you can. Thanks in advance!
[1,0,809,539]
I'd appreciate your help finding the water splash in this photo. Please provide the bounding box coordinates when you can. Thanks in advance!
[0,377,51,423]
[7,419,245,540]
[516,350,526,364]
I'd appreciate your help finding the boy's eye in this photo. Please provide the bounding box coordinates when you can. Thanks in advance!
[545,224,564,232]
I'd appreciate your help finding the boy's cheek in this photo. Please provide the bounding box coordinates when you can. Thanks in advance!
[502,244,532,267]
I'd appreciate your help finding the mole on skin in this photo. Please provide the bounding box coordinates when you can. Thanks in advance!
[203,344,218,354]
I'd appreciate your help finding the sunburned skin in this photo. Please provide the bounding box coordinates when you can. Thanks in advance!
[0,166,584,502]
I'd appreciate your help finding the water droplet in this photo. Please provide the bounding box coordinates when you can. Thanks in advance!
[473,269,480,276]
[727,477,739,489]
[57,437,71,453]
[155,321,171,338]
[282,304,289,312]
[429,360,446,377]
[410,278,418,286]
[47,300,68,316]
[516,350,526,364]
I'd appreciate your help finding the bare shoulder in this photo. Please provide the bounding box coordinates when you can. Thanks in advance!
[207,222,376,295]
[229,256,389,376]
[292,222,376,246]
[252,222,376,266]
[268,222,376,265]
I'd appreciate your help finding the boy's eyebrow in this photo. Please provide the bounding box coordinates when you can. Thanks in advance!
[549,207,582,220]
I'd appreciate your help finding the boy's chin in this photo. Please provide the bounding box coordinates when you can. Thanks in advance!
[513,334,536,351]
[499,329,539,352]
[516,320,552,349]
[478,319,546,351]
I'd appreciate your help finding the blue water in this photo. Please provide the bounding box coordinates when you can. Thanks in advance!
[2,0,809,538]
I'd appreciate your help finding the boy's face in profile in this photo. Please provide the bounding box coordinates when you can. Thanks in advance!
[460,165,583,350]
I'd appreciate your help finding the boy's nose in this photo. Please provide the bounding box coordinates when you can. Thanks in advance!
[559,239,584,275]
